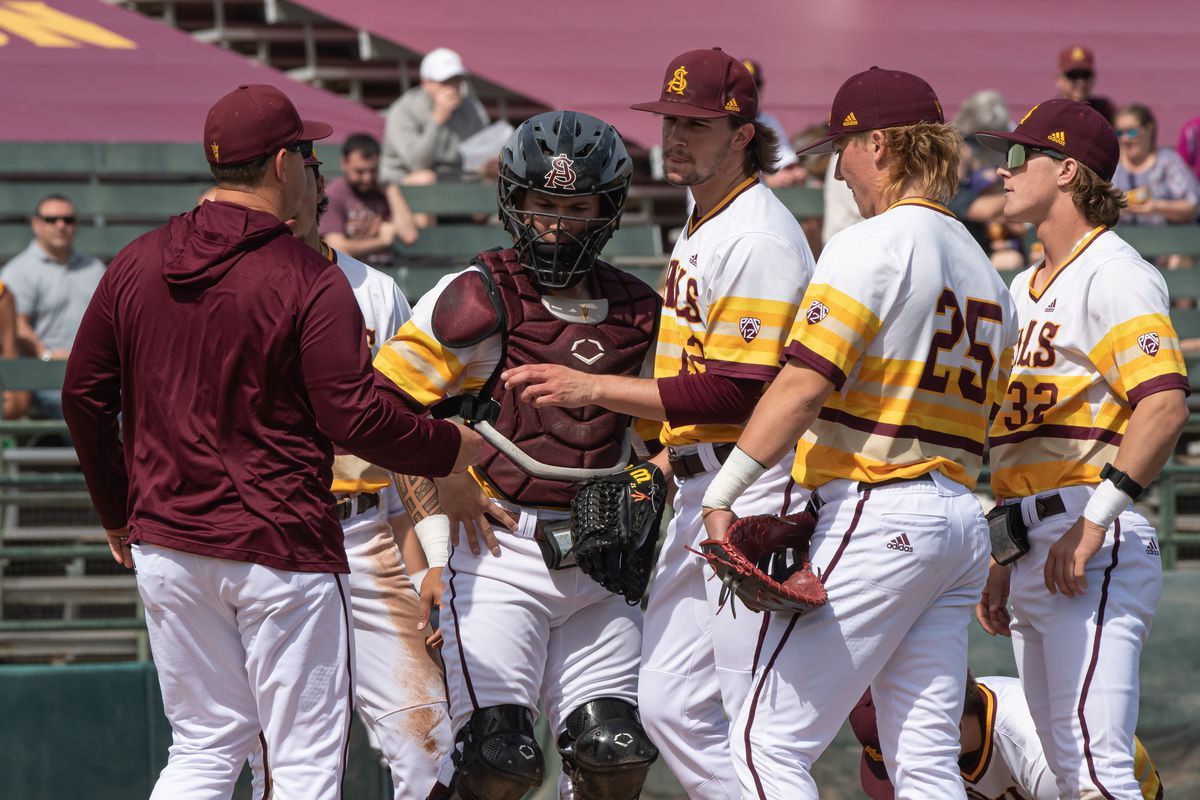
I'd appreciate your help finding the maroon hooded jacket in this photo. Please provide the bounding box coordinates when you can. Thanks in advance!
[62,201,459,573]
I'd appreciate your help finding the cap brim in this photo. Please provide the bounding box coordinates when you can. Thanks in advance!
[630,100,727,119]
[974,129,1044,155]
[300,119,334,142]
[859,750,895,800]
[797,131,842,155]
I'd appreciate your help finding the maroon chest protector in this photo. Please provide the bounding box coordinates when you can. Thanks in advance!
[461,249,659,508]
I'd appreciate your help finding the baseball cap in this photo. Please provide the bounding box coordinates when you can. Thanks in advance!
[204,84,332,165]
[799,67,944,155]
[303,142,322,167]
[420,47,467,82]
[975,98,1120,180]
[742,59,764,89]
[631,47,758,120]
[848,690,895,800]
[1058,45,1096,74]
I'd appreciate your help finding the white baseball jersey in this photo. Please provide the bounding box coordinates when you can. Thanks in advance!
[988,228,1188,499]
[786,198,1018,490]
[655,177,815,446]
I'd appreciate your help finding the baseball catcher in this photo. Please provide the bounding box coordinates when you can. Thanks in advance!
[695,511,826,616]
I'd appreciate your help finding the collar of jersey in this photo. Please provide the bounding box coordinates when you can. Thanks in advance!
[1027,225,1107,302]
[883,197,955,217]
[959,681,997,782]
[319,240,337,263]
[686,175,759,238]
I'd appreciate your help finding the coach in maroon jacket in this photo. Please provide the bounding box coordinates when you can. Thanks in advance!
[61,85,481,799]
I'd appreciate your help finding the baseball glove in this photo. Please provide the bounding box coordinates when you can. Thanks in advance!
[696,512,826,616]
[570,462,667,605]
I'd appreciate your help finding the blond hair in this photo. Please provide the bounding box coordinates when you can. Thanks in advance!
[878,122,962,205]
[1069,162,1126,227]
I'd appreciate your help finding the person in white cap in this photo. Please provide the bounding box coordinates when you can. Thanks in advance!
[380,46,491,189]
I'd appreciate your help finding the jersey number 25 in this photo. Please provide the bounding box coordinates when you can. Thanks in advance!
[918,289,1003,404]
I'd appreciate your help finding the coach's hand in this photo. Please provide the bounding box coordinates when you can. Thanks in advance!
[501,364,594,409]
[451,423,485,474]
[106,527,133,569]
[976,559,1012,637]
[417,567,445,649]
[1045,517,1107,597]
[435,470,516,557]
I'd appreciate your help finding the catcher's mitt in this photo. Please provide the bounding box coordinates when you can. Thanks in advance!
[570,462,667,605]
[696,512,826,616]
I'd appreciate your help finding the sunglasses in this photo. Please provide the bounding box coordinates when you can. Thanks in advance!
[1006,143,1068,170]
[1064,70,1094,81]
[37,215,77,225]
[1116,127,1142,139]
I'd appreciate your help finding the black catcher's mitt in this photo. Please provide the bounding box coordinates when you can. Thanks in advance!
[696,512,826,616]
[570,462,667,604]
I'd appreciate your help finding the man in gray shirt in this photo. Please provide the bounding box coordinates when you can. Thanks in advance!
[1,193,106,417]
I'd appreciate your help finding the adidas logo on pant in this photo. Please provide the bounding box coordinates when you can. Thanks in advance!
[1146,539,1160,556]
[886,533,913,553]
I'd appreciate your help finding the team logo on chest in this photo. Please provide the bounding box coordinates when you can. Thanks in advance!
[571,338,605,365]
[806,300,830,325]
[739,316,761,342]
[544,155,577,190]
[1138,332,1160,357]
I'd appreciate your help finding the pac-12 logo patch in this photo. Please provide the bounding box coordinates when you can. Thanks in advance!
[806,300,829,325]
[739,317,761,342]
[1137,332,1160,357]
[544,155,577,190]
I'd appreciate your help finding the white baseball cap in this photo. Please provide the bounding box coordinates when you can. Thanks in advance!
[420,48,467,82]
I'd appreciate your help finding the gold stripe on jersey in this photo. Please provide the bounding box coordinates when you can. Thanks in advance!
[686,175,758,237]
[1132,736,1163,800]
[375,322,483,409]
[704,296,799,369]
[886,197,957,218]
[960,682,997,783]
[1027,226,1106,301]
[1090,313,1186,400]
[794,437,972,488]
[330,451,392,495]
[786,283,882,380]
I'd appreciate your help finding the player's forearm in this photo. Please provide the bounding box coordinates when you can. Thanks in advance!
[396,474,444,524]
[735,362,833,468]
[1112,389,1189,485]
[588,374,669,420]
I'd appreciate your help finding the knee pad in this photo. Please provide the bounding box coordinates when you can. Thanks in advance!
[450,704,545,800]
[558,698,659,800]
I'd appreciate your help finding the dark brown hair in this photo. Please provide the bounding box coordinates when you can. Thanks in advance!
[209,156,271,190]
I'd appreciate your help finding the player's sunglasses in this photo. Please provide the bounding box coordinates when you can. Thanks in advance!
[37,215,76,225]
[1064,69,1094,81]
[1006,143,1068,170]
[1116,127,1142,139]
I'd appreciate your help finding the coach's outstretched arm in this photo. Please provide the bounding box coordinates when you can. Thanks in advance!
[700,361,834,540]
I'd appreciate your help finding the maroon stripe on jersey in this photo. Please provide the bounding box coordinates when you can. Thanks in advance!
[817,407,986,457]
[334,573,353,800]
[446,552,480,710]
[703,359,780,382]
[743,490,870,796]
[782,342,848,389]
[989,423,1124,449]
[1078,519,1121,800]
[1127,374,1190,406]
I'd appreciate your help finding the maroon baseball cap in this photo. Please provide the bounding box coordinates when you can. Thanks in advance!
[304,142,322,167]
[848,690,895,800]
[204,84,333,165]
[631,47,758,120]
[799,67,944,155]
[1058,45,1096,74]
[975,98,1119,180]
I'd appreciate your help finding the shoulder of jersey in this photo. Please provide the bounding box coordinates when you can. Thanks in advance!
[431,267,503,348]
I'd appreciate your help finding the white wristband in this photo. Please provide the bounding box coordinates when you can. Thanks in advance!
[1082,479,1130,530]
[701,446,768,511]
[414,514,451,568]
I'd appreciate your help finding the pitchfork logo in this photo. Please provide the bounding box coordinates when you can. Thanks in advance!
[1137,332,1160,357]
[806,300,830,325]
[739,317,761,342]
[544,155,577,190]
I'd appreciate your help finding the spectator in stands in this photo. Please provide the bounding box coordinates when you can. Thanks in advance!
[0,284,30,419]
[1112,104,1200,227]
[742,59,806,188]
[0,194,105,418]
[1055,45,1115,123]
[320,133,418,268]
[1178,113,1200,182]
[380,47,490,189]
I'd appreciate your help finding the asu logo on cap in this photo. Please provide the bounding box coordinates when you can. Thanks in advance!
[544,155,577,190]
[666,66,688,96]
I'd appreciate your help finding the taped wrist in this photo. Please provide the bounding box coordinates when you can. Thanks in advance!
[701,447,767,511]
[415,514,451,567]
[1082,480,1130,530]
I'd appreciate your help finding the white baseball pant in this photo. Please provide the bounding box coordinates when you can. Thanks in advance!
[1007,484,1162,800]
[731,472,988,800]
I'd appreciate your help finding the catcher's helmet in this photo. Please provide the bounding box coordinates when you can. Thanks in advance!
[498,111,632,290]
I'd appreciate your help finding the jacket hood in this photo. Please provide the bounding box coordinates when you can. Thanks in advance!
[162,201,290,290]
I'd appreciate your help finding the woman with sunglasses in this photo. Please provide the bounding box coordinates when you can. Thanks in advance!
[974,99,1188,800]
[1112,103,1200,232]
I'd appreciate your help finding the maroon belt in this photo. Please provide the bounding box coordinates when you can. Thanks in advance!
[668,443,736,480]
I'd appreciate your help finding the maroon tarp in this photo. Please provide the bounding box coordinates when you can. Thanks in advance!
[291,0,1200,149]
[0,0,382,142]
